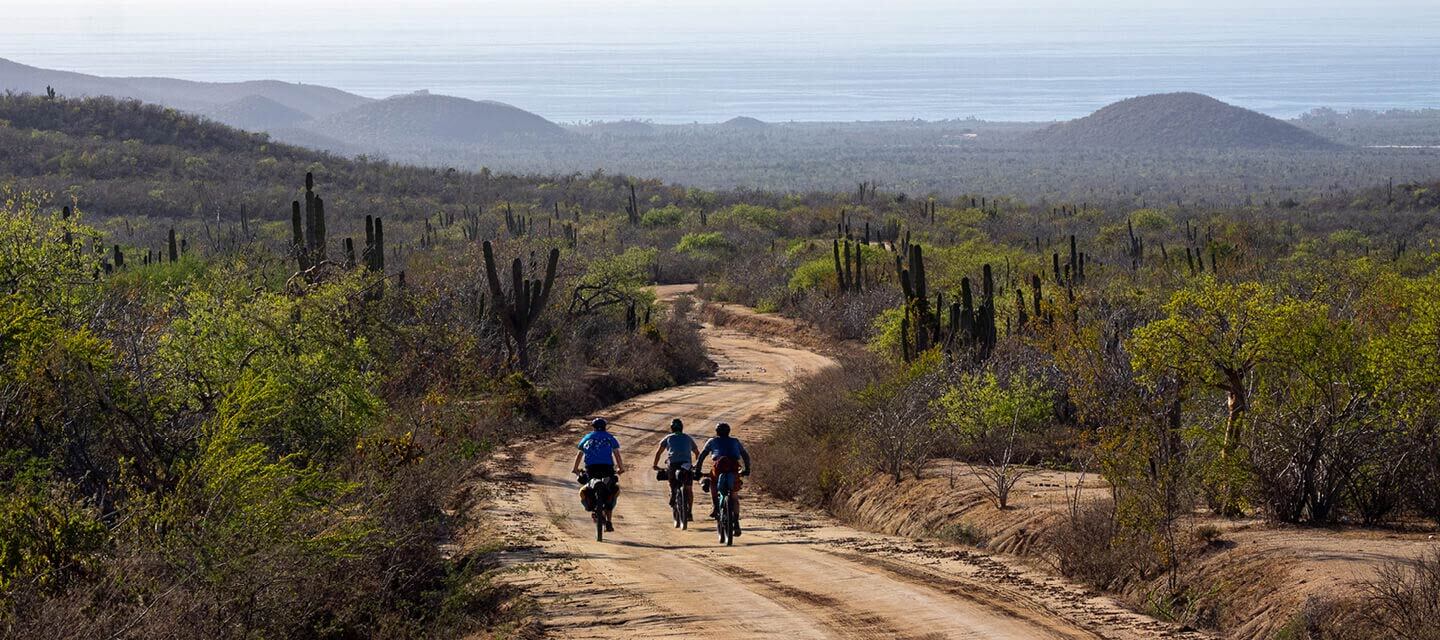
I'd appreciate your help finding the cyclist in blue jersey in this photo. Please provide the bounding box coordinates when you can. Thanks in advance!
[572,418,625,531]
[695,422,751,535]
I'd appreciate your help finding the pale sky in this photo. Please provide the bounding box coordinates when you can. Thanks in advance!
[7,0,1437,44]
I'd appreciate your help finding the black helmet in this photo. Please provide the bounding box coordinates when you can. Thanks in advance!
[590,417,608,431]
[716,422,731,437]
[670,418,684,432]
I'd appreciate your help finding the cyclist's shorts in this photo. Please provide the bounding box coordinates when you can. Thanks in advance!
[666,462,692,484]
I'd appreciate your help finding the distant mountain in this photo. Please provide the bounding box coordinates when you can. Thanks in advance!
[0,57,370,119]
[1027,93,1340,150]
[301,92,566,146]
[720,116,770,130]
[200,95,313,130]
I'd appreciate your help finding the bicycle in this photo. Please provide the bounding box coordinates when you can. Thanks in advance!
[712,469,746,545]
[577,472,616,542]
[661,466,694,529]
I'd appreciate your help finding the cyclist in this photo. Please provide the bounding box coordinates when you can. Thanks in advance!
[571,418,625,532]
[695,422,751,535]
[651,418,700,522]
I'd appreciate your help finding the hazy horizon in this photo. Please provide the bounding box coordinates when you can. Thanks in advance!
[5,0,1439,122]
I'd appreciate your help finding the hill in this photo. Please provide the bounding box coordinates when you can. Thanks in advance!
[1027,92,1340,150]
[301,92,566,146]
[719,116,770,130]
[0,57,369,119]
[200,94,314,130]
[0,93,590,223]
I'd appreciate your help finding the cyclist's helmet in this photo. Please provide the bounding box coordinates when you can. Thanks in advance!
[670,418,684,432]
[590,417,608,431]
[716,422,731,437]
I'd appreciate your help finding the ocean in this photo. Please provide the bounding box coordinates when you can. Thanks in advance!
[4,1,1439,123]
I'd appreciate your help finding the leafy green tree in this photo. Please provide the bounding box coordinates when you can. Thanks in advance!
[935,371,1053,508]
[1130,278,1320,514]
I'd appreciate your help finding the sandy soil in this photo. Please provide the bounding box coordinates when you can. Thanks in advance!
[483,290,1206,639]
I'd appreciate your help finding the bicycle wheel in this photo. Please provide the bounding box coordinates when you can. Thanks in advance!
[717,493,731,545]
[594,511,604,542]
[681,484,691,530]
[672,485,684,529]
[725,493,738,546]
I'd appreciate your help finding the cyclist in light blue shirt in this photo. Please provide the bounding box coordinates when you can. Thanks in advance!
[651,418,700,521]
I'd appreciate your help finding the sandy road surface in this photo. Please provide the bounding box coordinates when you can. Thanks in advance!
[486,296,1205,640]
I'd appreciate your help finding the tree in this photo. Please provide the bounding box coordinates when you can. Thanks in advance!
[936,371,1054,508]
[1130,278,1314,515]
[1248,310,1382,523]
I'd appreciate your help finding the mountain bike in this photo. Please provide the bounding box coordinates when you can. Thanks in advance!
[577,472,615,542]
[715,473,739,545]
[667,467,693,529]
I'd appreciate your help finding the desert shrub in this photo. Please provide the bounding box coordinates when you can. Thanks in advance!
[855,351,946,482]
[934,521,988,547]
[1358,549,1440,640]
[1047,499,1158,592]
[753,353,887,506]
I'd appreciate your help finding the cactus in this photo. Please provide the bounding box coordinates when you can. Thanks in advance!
[625,182,640,225]
[112,244,124,270]
[1126,218,1144,269]
[483,240,560,371]
[343,238,356,269]
[370,218,385,273]
[168,228,179,263]
[895,243,932,354]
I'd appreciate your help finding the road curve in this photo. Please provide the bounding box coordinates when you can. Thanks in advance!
[487,297,1203,640]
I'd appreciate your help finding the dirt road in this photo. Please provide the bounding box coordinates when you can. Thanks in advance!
[487,297,1204,640]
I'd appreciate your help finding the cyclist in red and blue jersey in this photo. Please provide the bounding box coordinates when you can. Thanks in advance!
[695,422,751,535]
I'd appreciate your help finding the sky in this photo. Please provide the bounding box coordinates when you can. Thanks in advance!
[7,0,1439,44]
[2,0,1437,121]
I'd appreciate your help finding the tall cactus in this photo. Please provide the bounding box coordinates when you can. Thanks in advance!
[168,228,179,263]
[896,243,932,355]
[833,238,866,294]
[1126,218,1144,268]
[624,182,640,225]
[483,240,560,371]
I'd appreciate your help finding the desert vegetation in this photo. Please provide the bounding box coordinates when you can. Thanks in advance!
[3,91,1440,638]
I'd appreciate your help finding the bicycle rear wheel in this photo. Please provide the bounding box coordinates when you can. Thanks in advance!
[595,511,604,542]
[717,493,731,545]
[725,493,738,546]
[672,485,685,528]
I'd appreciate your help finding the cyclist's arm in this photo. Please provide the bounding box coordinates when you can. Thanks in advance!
[570,450,584,474]
[695,444,711,474]
[613,450,625,474]
[652,441,666,470]
[740,445,752,473]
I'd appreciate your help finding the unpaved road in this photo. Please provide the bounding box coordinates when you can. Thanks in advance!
[487,296,1205,640]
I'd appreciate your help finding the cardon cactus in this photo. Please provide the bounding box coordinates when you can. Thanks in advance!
[483,240,559,371]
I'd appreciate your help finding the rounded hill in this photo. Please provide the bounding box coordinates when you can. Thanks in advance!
[303,92,566,145]
[1027,92,1340,150]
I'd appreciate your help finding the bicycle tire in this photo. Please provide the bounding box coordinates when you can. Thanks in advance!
[672,484,685,529]
[717,493,731,545]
